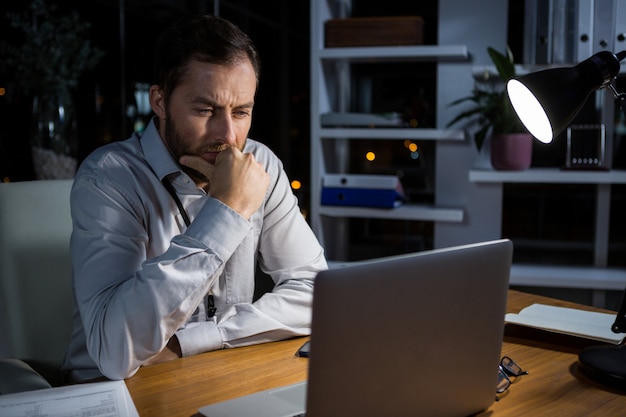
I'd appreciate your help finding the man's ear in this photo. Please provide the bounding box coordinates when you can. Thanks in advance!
[149,85,166,119]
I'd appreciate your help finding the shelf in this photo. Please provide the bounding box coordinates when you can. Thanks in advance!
[318,45,469,62]
[510,263,626,291]
[473,63,626,80]
[472,65,522,80]
[328,261,626,291]
[319,203,463,222]
[326,262,626,291]
[469,168,626,184]
[320,128,465,140]
[310,3,472,261]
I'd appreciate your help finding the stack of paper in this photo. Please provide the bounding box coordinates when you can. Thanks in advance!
[505,303,626,345]
[0,380,139,417]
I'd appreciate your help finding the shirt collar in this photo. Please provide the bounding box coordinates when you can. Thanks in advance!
[139,117,181,181]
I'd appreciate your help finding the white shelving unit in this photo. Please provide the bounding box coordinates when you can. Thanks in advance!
[470,168,626,305]
[308,0,626,307]
[310,1,469,261]
[427,1,626,308]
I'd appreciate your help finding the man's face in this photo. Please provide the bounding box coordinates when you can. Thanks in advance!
[156,59,257,166]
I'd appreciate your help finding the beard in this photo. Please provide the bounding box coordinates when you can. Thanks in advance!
[163,111,247,162]
[163,114,201,160]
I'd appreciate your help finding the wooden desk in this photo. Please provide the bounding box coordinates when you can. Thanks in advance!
[125,290,626,416]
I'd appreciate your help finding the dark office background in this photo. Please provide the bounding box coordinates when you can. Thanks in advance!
[0,0,524,192]
[0,0,604,218]
[2,0,626,276]
[0,0,315,191]
[2,0,626,312]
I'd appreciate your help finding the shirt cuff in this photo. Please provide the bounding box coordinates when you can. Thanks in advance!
[185,198,252,260]
[175,320,223,357]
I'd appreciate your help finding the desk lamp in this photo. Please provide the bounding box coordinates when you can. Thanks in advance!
[506,49,626,391]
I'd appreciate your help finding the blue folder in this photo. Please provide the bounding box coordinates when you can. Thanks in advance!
[321,187,404,208]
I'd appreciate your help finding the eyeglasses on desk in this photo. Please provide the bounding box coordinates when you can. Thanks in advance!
[496,356,529,400]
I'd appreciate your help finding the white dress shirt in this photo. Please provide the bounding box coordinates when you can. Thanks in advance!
[62,118,327,381]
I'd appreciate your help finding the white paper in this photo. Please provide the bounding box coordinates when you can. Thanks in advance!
[505,303,626,344]
[0,380,139,417]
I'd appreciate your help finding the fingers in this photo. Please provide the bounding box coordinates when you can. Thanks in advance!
[212,149,270,219]
[179,148,269,219]
[179,155,216,188]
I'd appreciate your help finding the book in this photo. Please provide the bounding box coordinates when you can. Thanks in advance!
[505,303,626,345]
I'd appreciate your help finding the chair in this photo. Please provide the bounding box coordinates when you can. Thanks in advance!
[0,179,74,388]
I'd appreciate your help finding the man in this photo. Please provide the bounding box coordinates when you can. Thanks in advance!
[62,14,327,382]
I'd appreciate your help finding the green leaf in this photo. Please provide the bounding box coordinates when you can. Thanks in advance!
[487,46,516,81]
[446,46,526,152]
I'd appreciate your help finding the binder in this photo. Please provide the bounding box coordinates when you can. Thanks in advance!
[321,174,405,208]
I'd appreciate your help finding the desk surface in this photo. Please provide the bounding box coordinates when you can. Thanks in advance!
[125,290,626,416]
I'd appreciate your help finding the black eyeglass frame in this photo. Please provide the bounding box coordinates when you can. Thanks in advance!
[500,356,529,379]
[496,356,528,400]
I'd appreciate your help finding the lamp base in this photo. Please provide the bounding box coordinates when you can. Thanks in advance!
[578,344,626,391]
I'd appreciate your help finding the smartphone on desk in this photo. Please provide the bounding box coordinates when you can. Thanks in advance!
[296,340,310,357]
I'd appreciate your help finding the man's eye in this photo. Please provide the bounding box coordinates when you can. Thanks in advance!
[234,110,250,118]
[199,108,214,115]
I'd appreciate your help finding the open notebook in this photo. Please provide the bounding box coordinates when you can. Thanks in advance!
[506,303,626,344]
[199,239,513,417]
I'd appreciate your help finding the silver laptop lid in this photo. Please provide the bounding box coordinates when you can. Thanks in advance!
[305,239,512,417]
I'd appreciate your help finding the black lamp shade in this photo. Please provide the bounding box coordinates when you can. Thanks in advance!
[507,51,623,143]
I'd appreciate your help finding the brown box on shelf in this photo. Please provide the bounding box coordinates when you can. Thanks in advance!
[325,16,424,47]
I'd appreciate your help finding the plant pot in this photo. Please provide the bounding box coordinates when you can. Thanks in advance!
[490,133,533,171]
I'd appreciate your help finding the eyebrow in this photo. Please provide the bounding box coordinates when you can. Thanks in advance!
[236,101,255,109]
[192,97,254,109]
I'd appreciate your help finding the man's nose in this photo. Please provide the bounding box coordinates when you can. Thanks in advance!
[211,112,237,145]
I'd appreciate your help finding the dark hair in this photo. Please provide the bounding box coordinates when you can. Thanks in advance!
[153,15,261,99]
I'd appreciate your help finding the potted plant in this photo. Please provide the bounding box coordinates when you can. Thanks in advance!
[447,46,532,170]
[0,0,104,179]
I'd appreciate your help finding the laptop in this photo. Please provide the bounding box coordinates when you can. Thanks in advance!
[199,239,513,417]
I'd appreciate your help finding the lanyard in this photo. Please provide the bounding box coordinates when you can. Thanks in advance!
[161,177,191,227]
[137,130,192,227]
[161,176,216,318]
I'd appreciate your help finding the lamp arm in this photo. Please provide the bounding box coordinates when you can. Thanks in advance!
[611,90,626,333]
[606,83,626,334]
[611,94,626,333]
[607,84,626,121]
[615,92,626,122]
[606,50,626,120]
